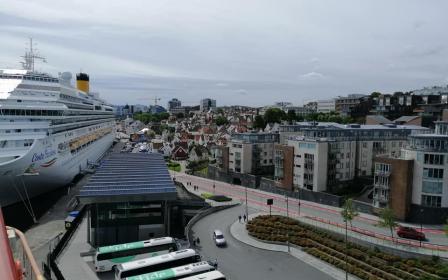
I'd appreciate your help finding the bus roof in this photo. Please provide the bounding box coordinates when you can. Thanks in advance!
[119,249,197,271]
[98,237,174,254]
[125,261,213,280]
[178,271,225,280]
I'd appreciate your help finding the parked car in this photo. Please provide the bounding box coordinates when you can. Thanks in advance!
[213,230,226,247]
[396,226,426,241]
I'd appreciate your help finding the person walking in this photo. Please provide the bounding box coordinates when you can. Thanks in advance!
[243,214,247,222]
[238,215,242,223]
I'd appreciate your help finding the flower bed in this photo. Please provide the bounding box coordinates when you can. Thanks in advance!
[247,215,445,280]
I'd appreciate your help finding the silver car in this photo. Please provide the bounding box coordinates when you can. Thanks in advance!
[213,230,226,247]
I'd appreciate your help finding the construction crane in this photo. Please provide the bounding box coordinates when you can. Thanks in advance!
[20,38,46,72]
[153,96,161,106]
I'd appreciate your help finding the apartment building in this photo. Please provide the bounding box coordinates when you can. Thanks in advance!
[316,99,336,113]
[200,98,217,112]
[402,121,448,208]
[285,122,428,192]
[274,144,294,191]
[228,132,279,175]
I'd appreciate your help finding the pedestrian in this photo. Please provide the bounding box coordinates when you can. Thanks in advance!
[243,214,247,222]
[238,215,241,223]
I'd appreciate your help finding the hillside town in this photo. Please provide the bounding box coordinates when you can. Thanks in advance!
[116,86,448,224]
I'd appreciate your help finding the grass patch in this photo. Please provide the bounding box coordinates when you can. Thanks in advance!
[200,192,232,202]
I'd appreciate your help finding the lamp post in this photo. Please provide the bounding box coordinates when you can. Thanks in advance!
[285,194,290,253]
[245,185,249,220]
[420,209,424,247]
[298,188,301,217]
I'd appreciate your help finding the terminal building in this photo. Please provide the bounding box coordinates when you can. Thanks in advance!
[78,153,206,246]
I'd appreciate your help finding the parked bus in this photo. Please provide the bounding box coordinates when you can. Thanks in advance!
[125,261,217,280]
[179,271,226,280]
[116,249,201,279]
[95,237,178,272]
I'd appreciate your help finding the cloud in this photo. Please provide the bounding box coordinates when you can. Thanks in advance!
[299,72,325,80]
[215,82,228,87]
[235,89,248,95]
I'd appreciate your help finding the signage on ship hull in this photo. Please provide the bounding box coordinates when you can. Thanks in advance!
[32,147,56,163]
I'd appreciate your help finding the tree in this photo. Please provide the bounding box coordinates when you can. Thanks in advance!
[340,198,358,280]
[286,110,297,123]
[215,116,229,126]
[176,112,185,119]
[264,108,286,124]
[253,115,266,130]
[378,207,398,243]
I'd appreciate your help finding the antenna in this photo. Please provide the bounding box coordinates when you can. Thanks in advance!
[20,38,47,72]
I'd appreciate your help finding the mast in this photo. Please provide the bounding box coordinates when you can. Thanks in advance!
[20,38,46,72]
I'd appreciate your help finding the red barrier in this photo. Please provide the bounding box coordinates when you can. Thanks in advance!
[0,209,20,280]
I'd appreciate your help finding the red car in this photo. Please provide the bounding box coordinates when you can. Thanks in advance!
[396,226,426,241]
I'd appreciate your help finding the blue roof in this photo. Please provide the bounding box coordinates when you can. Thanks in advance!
[78,153,177,203]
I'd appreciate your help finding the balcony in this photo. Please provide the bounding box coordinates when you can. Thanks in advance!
[374,170,390,176]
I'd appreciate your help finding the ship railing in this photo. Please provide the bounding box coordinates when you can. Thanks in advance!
[7,226,44,280]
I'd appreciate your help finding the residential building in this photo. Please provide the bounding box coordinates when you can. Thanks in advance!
[200,98,217,112]
[335,94,373,118]
[402,121,448,208]
[168,98,182,111]
[372,156,414,220]
[228,132,279,175]
[210,145,230,172]
[316,99,336,113]
[274,144,295,191]
[285,122,428,192]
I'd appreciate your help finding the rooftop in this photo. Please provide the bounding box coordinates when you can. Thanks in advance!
[78,153,177,204]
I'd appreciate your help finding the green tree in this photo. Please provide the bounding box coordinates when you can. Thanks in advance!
[215,116,229,126]
[253,115,266,130]
[286,110,297,123]
[264,108,286,124]
[176,112,185,119]
[378,207,398,243]
[341,198,358,280]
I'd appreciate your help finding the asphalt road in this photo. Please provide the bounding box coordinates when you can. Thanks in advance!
[175,172,448,246]
[190,205,334,280]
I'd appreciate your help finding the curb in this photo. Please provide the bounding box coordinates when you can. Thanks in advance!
[229,213,360,280]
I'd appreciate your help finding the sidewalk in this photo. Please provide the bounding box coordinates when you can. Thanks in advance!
[230,213,359,280]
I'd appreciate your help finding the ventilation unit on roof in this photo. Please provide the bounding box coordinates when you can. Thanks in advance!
[346,124,360,128]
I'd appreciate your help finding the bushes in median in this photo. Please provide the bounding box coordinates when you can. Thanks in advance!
[247,215,444,280]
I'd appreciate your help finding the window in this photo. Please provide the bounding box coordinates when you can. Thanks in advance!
[422,181,443,194]
[421,195,441,208]
[423,168,444,179]
[424,154,444,165]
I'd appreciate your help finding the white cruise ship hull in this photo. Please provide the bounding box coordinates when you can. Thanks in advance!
[0,124,114,207]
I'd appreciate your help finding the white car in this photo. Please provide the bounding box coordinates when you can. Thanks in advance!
[213,230,226,247]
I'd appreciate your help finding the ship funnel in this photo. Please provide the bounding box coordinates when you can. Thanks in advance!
[76,72,89,93]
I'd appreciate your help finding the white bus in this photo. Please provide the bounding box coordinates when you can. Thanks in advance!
[116,249,201,279]
[179,271,226,280]
[95,237,178,272]
[124,261,217,280]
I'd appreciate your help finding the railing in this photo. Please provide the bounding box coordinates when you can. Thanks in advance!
[0,208,43,280]
[7,227,44,280]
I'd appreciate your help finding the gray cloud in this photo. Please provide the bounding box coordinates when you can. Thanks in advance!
[0,0,447,106]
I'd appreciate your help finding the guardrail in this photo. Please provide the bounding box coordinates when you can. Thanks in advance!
[47,205,87,280]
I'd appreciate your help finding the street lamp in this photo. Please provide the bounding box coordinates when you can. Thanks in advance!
[420,209,424,247]
[245,185,249,220]
[297,188,301,217]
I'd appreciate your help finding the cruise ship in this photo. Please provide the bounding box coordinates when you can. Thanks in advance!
[0,42,115,209]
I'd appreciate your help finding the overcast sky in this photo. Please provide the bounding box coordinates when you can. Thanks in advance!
[1,1,447,107]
